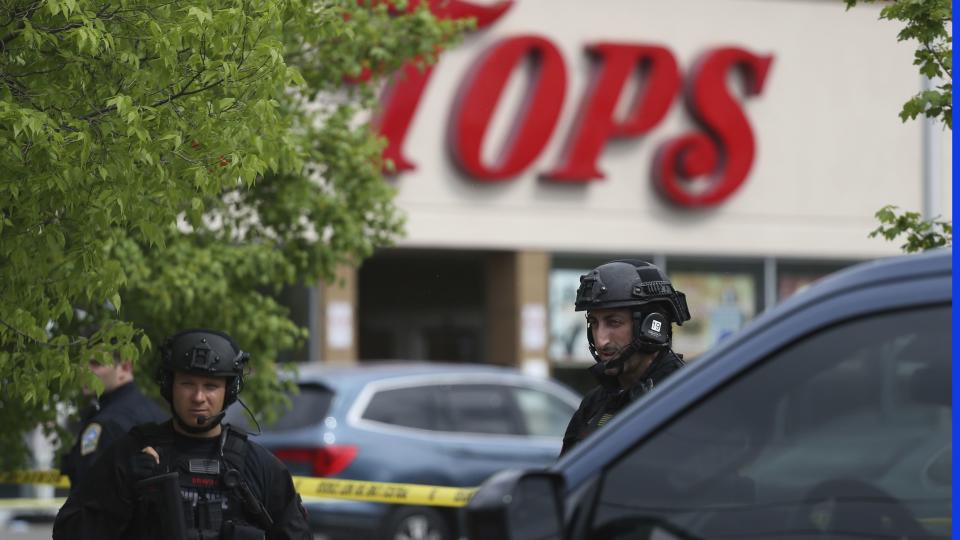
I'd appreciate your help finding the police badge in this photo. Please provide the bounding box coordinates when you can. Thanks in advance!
[80,423,102,456]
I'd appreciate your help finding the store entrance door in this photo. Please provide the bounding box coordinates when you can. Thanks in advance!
[357,249,487,363]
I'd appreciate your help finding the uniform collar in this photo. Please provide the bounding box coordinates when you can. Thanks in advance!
[98,380,137,408]
[588,349,674,392]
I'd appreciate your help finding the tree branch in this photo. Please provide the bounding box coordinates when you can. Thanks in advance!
[35,21,85,35]
[0,317,84,349]
[150,75,223,107]
[922,42,952,84]
[75,67,217,124]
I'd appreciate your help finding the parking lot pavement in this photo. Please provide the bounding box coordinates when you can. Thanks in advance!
[2,519,54,539]
[2,521,332,539]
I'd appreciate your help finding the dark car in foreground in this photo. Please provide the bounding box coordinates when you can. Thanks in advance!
[228,362,580,540]
[466,249,951,540]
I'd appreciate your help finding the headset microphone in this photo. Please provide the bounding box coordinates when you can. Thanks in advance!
[197,411,227,426]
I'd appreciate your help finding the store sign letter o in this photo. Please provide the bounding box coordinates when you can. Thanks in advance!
[450,35,567,181]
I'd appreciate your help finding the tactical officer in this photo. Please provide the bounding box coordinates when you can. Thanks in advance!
[53,328,311,540]
[560,260,691,456]
[61,352,168,494]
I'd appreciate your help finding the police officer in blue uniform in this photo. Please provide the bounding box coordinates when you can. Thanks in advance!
[60,352,168,494]
[560,260,691,456]
[53,328,311,540]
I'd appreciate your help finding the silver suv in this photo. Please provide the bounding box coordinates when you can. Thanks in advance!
[228,362,580,540]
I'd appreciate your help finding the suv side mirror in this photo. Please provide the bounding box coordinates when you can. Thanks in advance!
[465,469,564,540]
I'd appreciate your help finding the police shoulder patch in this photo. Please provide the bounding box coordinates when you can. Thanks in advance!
[80,423,102,456]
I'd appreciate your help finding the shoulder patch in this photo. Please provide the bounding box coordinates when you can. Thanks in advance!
[80,423,102,456]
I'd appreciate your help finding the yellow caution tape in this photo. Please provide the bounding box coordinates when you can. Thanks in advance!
[294,476,475,508]
[0,470,69,489]
[0,471,952,527]
[1,470,476,508]
[0,497,65,509]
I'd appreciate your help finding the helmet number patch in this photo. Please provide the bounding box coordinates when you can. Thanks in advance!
[651,320,662,332]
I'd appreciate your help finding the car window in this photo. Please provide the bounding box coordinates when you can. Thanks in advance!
[269,383,335,431]
[226,383,334,432]
[588,305,951,540]
[511,386,575,437]
[361,385,440,430]
[444,384,525,435]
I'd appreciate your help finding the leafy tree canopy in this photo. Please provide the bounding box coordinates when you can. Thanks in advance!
[869,204,952,252]
[0,0,465,469]
[846,0,951,128]
[847,0,952,252]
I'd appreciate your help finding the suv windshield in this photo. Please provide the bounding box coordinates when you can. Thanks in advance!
[590,305,951,540]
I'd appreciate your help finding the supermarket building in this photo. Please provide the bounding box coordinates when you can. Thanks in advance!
[292,0,951,387]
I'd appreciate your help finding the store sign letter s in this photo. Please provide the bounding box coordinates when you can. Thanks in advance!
[654,48,774,207]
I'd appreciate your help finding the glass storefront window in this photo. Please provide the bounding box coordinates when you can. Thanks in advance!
[549,267,593,365]
[664,258,763,360]
[777,260,856,304]
[670,270,759,359]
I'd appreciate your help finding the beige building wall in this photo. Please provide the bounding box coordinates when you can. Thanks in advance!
[485,251,551,373]
[315,265,358,364]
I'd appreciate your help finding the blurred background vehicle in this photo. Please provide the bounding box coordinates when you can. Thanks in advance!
[466,249,952,540]
[227,362,580,540]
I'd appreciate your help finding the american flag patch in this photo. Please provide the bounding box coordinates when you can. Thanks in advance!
[188,459,220,475]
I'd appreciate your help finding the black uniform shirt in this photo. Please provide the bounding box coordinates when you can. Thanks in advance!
[560,350,685,457]
[52,421,311,540]
[60,382,168,493]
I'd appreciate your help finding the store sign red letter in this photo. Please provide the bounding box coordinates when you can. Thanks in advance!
[654,47,773,207]
[545,43,680,182]
[375,0,513,172]
[450,36,567,180]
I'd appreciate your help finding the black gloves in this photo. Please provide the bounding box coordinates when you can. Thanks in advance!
[129,452,160,481]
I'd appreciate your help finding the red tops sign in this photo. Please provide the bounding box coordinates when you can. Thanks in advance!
[375,1,774,208]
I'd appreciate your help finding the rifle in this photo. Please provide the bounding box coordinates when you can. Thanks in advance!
[223,468,273,531]
[136,472,189,540]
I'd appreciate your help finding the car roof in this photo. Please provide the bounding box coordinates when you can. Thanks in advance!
[775,248,949,312]
[293,361,536,385]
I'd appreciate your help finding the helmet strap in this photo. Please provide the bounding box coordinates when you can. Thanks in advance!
[586,324,600,362]
[636,347,670,381]
[598,339,640,377]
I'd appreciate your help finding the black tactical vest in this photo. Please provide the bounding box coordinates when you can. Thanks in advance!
[130,423,267,540]
[563,350,686,455]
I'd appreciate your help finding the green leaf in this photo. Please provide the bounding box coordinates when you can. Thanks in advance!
[187,6,213,25]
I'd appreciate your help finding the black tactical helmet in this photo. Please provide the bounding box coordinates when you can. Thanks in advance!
[575,260,690,325]
[157,328,248,405]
